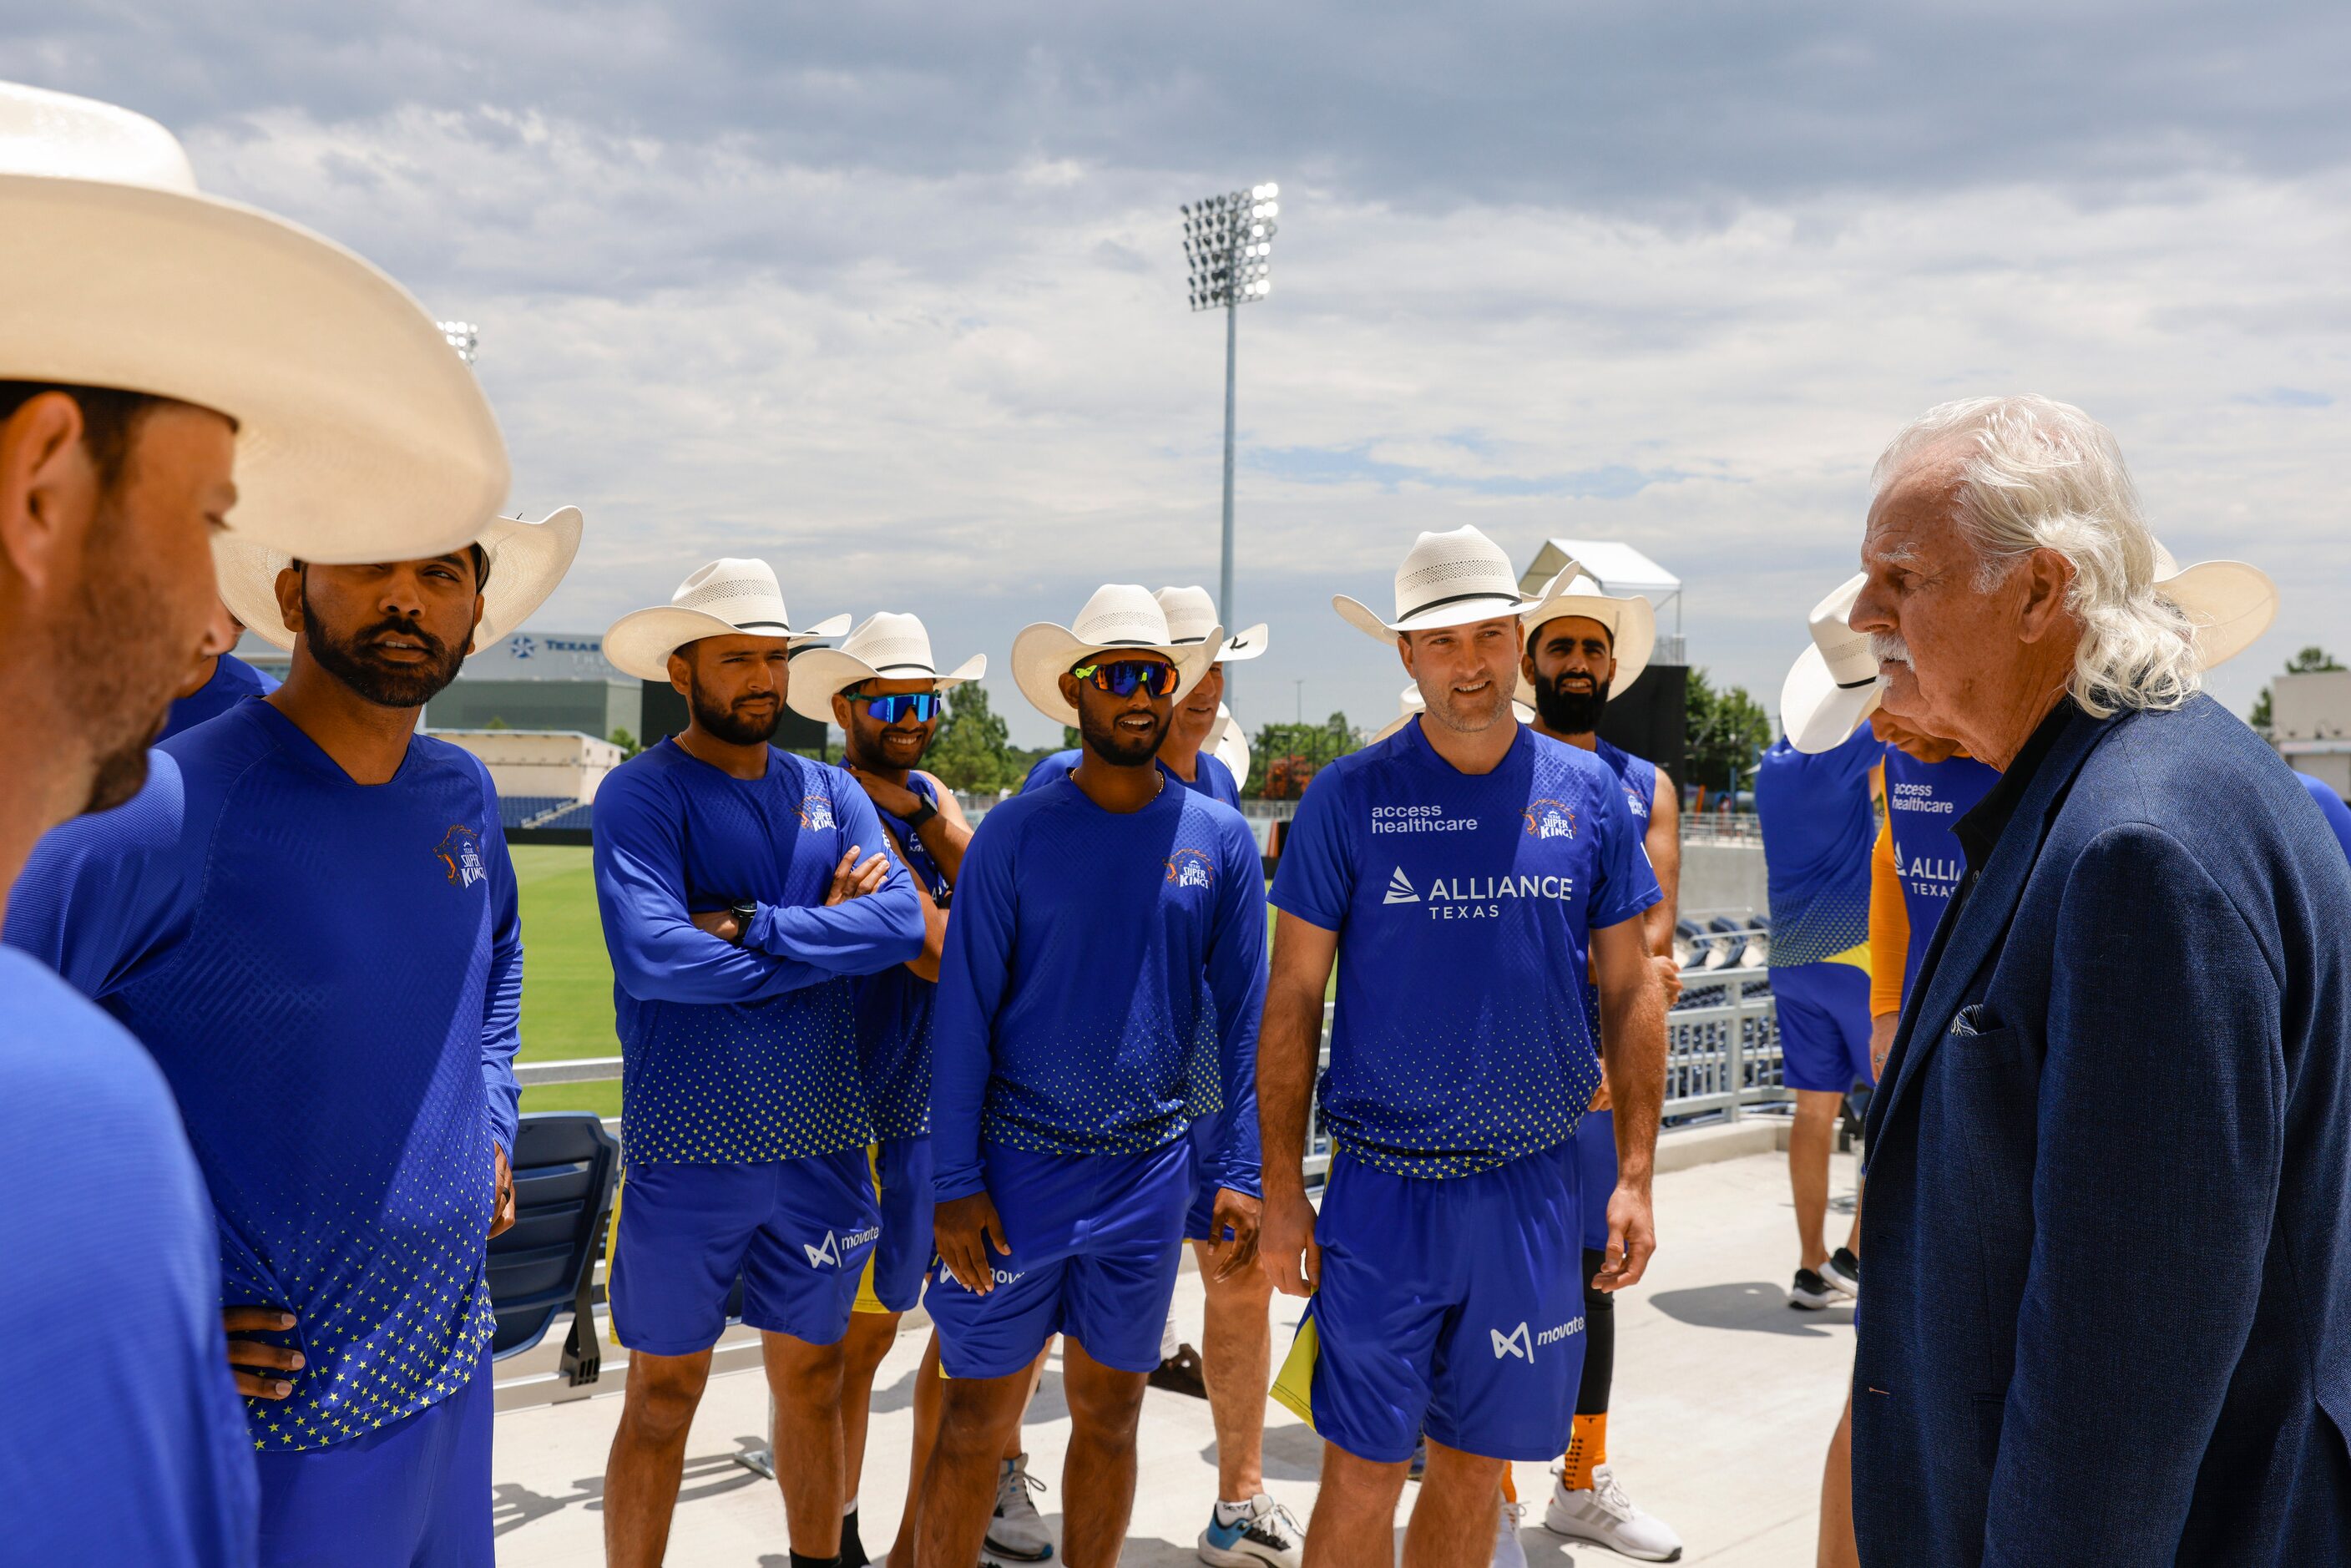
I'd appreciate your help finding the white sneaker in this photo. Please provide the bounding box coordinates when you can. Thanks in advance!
[1544,1464,1684,1561]
[1197,1492,1305,1567]
[983,1452,1054,1563]
[1491,1500,1529,1568]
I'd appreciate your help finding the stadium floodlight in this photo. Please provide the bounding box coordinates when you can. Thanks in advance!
[1181,181,1280,685]
[438,320,480,364]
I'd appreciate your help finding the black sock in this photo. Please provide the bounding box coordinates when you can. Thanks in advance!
[789,1552,841,1568]
[838,1507,868,1568]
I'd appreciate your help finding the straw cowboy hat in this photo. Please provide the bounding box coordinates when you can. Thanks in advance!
[1157,585,1268,664]
[786,612,987,723]
[1515,567,1660,707]
[1782,544,2278,752]
[1335,525,1581,643]
[0,82,507,563]
[1206,704,1251,791]
[1372,681,1535,744]
[1010,584,1221,726]
[215,508,584,654]
[604,559,850,682]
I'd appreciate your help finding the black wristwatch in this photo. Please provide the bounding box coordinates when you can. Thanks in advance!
[730,898,756,941]
[901,797,938,830]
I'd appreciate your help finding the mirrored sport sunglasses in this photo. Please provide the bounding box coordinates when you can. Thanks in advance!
[1071,659,1181,698]
[854,691,943,723]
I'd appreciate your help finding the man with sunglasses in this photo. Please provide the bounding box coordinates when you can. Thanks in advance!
[919,586,1268,1568]
[1016,587,1299,1566]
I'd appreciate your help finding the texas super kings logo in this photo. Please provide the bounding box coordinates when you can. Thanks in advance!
[1165,847,1216,891]
[436,826,487,889]
[1522,798,1576,840]
[799,794,837,832]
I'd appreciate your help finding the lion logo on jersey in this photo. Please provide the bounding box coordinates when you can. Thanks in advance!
[798,794,837,832]
[1522,798,1576,840]
[1165,848,1216,891]
[435,825,487,888]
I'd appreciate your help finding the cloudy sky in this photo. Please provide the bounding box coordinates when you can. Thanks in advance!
[23,3,2348,745]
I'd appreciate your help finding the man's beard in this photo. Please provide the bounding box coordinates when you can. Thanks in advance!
[1079,703,1165,766]
[301,582,466,710]
[51,494,177,812]
[1423,676,1514,734]
[846,720,929,771]
[690,679,782,746]
[1534,671,1611,736]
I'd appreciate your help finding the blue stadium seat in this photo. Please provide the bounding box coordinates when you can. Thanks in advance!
[536,802,595,832]
[496,795,571,829]
[487,1111,620,1385]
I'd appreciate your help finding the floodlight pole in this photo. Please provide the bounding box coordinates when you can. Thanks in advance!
[1220,295,1238,648]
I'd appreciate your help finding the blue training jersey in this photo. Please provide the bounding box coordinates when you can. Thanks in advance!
[1023,746,1242,808]
[161,651,279,741]
[851,771,953,1141]
[2298,773,2351,865]
[0,948,258,1565]
[1270,719,1660,1179]
[1883,748,2000,1000]
[4,702,523,1453]
[1753,727,1879,969]
[592,740,924,1165]
[929,766,1267,1204]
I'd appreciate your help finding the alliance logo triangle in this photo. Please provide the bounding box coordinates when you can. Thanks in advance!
[1383,867,1420,904]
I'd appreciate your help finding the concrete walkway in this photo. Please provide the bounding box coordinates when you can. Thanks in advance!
[493,1135,1860,1565]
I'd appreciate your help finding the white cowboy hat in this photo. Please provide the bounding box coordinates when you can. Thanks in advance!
[786,611,987,722]
[0,83,506,564]
[2152,543,2275,670]
[1372,680,1535,743]
[213,507,584,655]
[1515,568,1660,707]
[1337,524,1581,643]
[1782,574,1882,753]
[1206,703,1251,791]
[604,559,850,682]
[1010,584,1221,726]
[1157,585,1268,663]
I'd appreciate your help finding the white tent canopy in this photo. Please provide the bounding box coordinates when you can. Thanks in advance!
[1518,538,1683,650]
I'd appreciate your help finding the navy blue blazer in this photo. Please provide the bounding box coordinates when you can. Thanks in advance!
[1853,695,2351,1565]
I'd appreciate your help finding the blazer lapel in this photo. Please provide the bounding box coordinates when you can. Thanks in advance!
[1864,706,2111,1146]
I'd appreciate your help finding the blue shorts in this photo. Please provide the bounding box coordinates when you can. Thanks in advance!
[927,1139,1195,1380]
[608,1150,878,1356]
[1183,1113,1259,1243]
[1273,1143,1585,1463]
[1772,960,1874,1093]
[254,1345,492,1568]
[1577,1109,1617,1252]
[856,1136,934,1316]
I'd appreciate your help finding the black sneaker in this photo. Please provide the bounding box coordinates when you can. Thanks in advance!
[1790,1267,1837,1310]
[1822,1247,1860,1297]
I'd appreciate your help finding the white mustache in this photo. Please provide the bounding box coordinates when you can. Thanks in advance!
[1869,632,1912,665]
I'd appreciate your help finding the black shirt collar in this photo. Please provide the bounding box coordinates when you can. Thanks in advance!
[1954,696,2077,875]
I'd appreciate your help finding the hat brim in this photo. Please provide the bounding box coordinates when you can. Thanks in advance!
[1335,592,1544,643]
[2158,560,2277,670]
[216,506,584,655]
[604,608,848,684]
[1208,704,1251,790]
[1009,622,1220,727]
[0,175,507,564]
[1215,623,1270,662]
[1515,590,1660,709]
[1780,643,1883,754]
[784,650,988,723]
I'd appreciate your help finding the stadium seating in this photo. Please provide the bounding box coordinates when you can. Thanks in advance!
[497,795,574,830]
[534,802,596,832]
[486,1111,620,1385]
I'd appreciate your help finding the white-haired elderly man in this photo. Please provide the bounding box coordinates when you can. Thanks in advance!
[1845,395,2351,1564]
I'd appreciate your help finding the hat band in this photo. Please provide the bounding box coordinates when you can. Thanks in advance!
[1396,587,1522,622]
[1834,673,1877,690]
[732,619,791,633]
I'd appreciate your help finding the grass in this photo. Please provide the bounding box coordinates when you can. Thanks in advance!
[512,846,622,1120]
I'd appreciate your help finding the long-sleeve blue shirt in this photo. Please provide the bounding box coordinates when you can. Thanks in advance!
[591,740,925,1165]
[0,948,259,1565]
[850,772,953,1141]
[3,702,523,1453]
[929,767,1267,1204]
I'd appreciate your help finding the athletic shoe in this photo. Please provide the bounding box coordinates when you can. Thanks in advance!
[983,1453,1054,1563]
[1197,1493,1304,1567]
[1544,1464,1684,1562]
[1150,1342,1210,1399]
[1790,1267,1838,1310]
[1491,1500,1529,1568]
[1822,1247,1861,1297]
